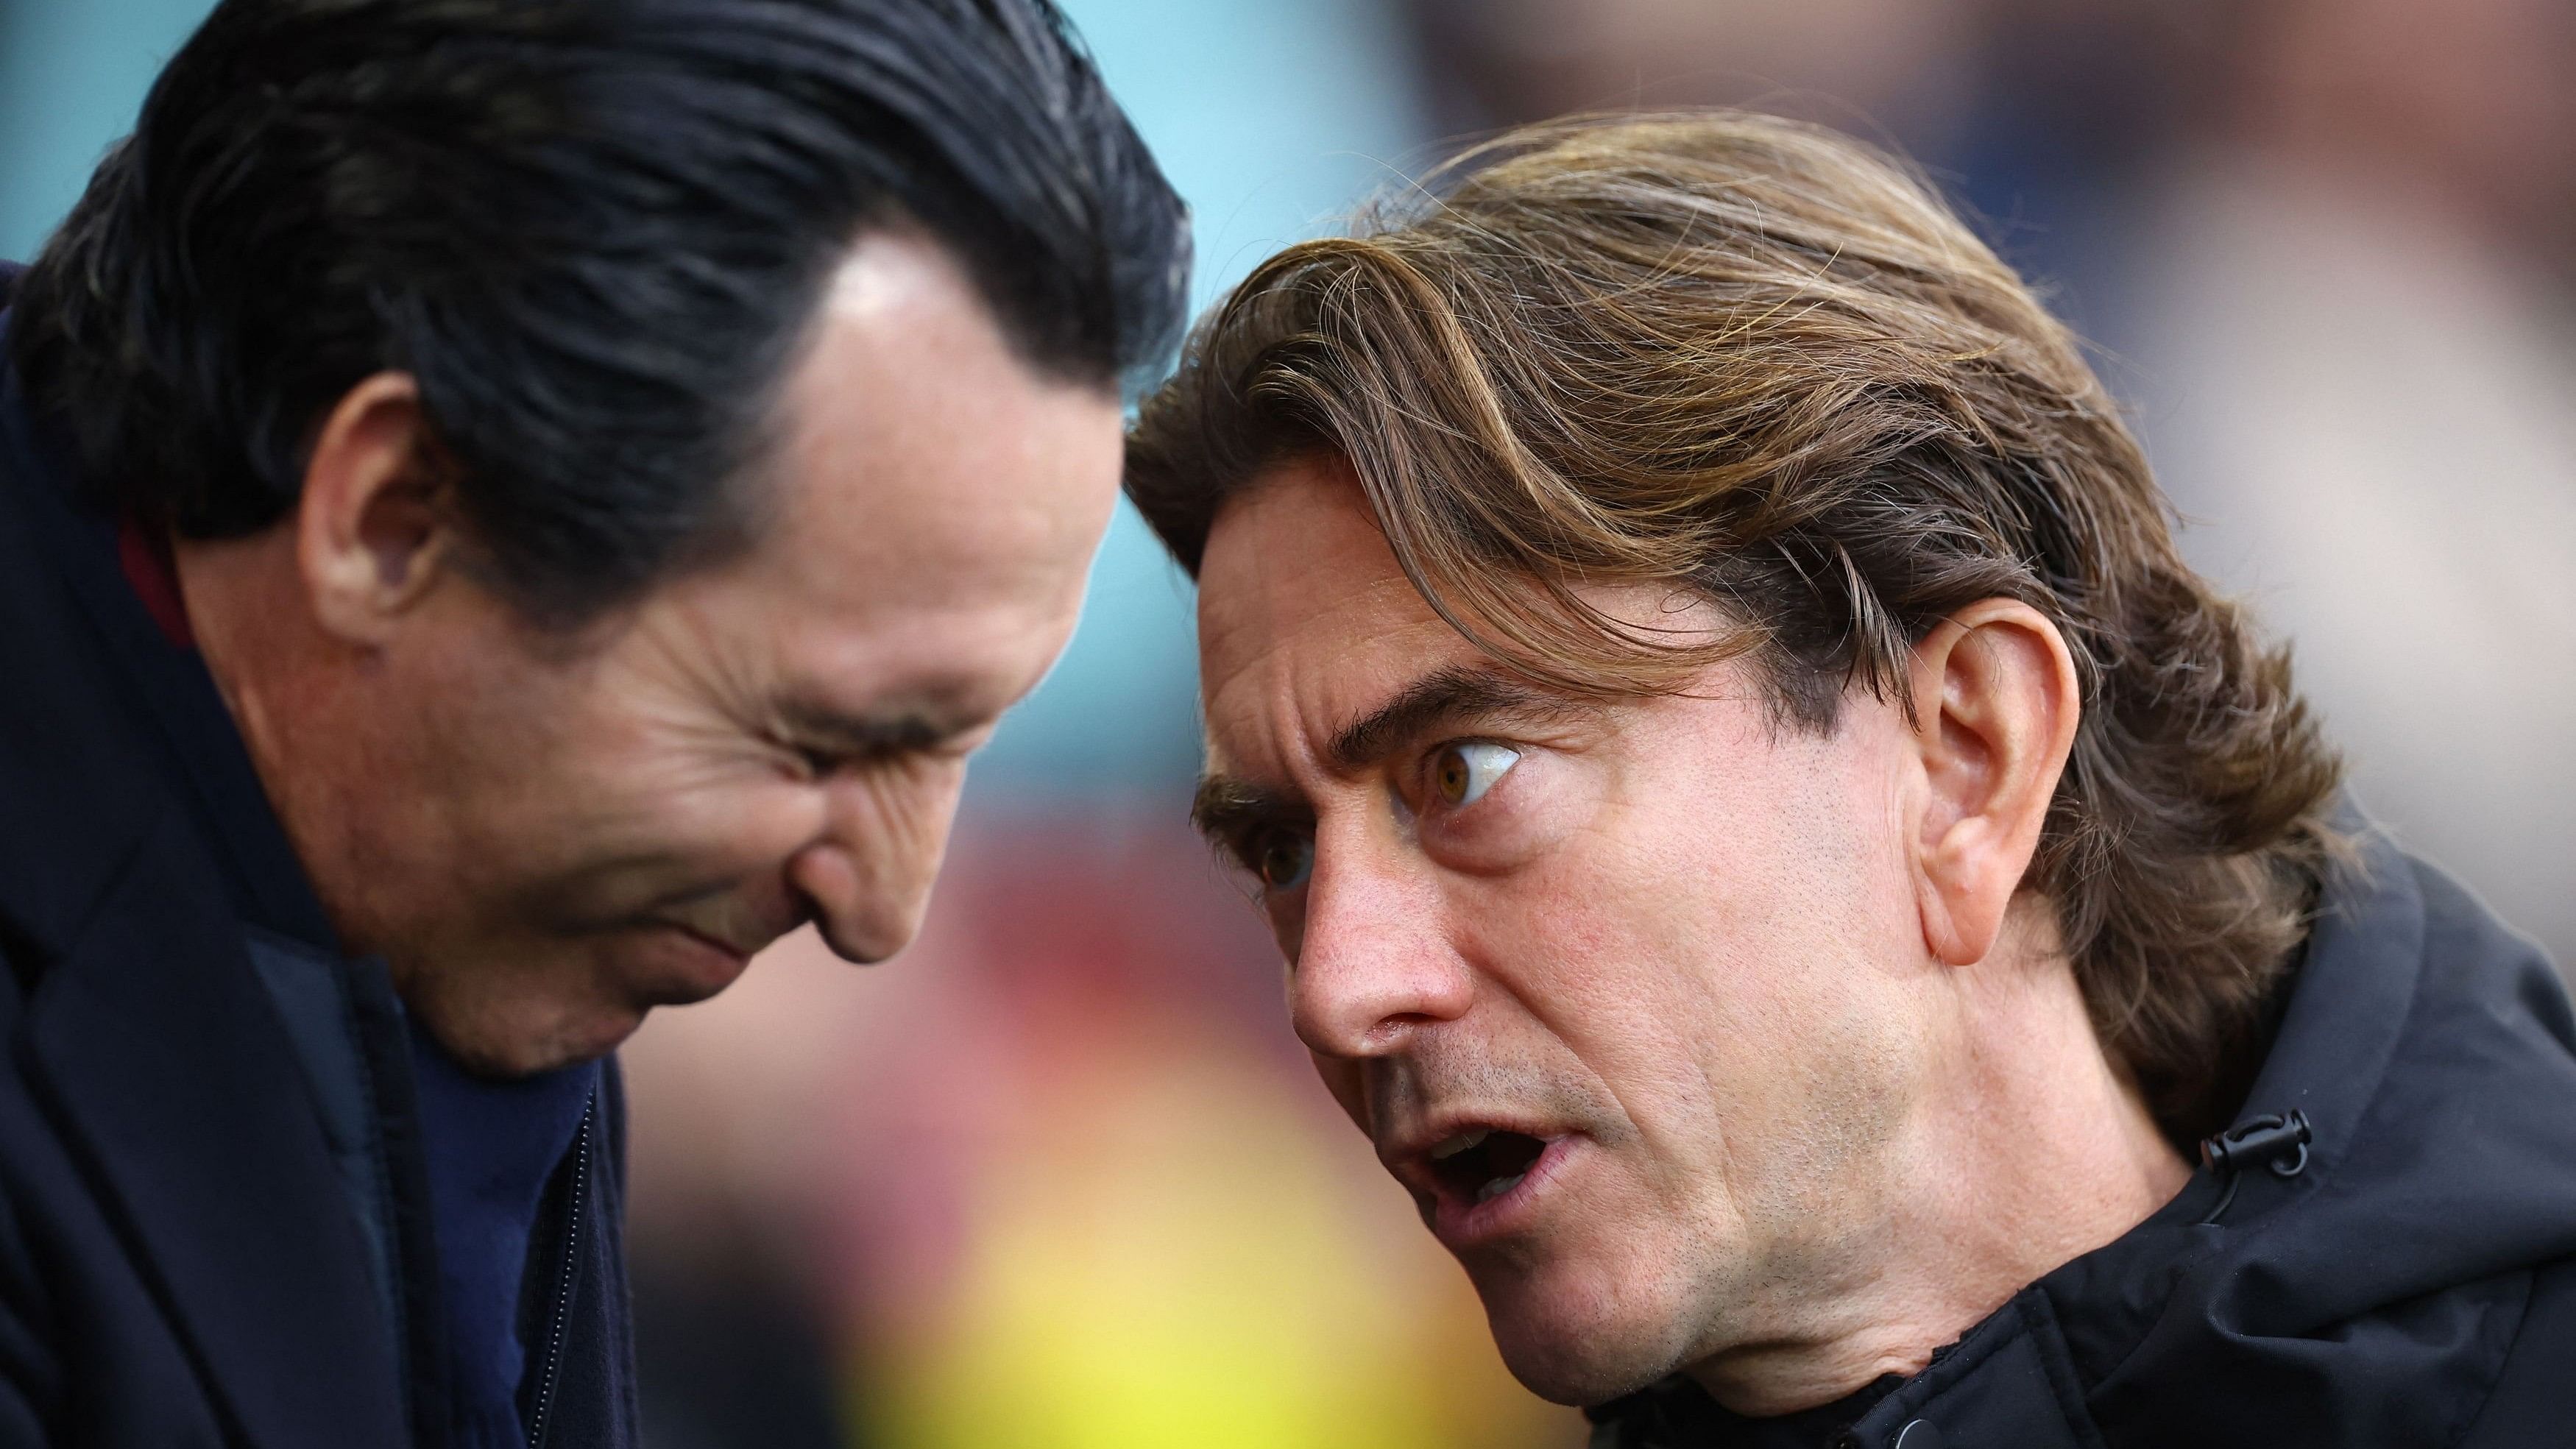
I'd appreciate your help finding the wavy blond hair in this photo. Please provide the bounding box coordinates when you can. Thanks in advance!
[1127,113,2343,1140]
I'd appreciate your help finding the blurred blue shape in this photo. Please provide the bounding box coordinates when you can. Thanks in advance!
[0,0,1429,801]
[0,0,213,261]
[969,0,1430,799]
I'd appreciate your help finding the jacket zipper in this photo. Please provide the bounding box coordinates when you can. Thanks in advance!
[526,1093,596,1448]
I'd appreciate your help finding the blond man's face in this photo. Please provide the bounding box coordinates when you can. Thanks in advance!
[1191,458,1945,1405]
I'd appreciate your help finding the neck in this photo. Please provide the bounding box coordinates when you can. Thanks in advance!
[1689,929,2192,1417]
[173,528,306,788]
[172,526,381,932]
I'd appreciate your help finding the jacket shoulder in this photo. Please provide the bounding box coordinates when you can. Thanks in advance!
[2407,854,2576,1052]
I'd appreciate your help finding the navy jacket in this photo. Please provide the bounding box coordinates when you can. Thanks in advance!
[1588,832,2576,1448]
[0,265,637,1448]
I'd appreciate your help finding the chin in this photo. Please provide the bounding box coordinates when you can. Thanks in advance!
[434,1002,646,1078]
[540,1002,654,1068]
[408,960,652,1077]
[396,930,687,1076]
[1467,1237,1710,1406]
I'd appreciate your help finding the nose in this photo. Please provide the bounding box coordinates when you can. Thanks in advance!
[1288,830,1474,1059]
[787,760,965,963]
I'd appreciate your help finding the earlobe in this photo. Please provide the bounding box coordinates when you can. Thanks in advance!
[297,372,459,645]
[1907,600,2081,968]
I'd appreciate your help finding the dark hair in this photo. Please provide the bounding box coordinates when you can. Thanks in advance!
[10,0,1189,621]
[1128,113,2343,1141]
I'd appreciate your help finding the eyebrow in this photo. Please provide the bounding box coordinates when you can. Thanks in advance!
[1323,665,1559,773]
[1189,665,1574,847]
[1189,774,1305,852]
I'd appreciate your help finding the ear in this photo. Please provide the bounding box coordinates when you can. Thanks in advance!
[1905,598,2081,967]
[296,372,463,645]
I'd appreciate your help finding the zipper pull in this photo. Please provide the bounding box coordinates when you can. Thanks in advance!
[2201,1108,2313,1179]
[2195,1108,2312,1225]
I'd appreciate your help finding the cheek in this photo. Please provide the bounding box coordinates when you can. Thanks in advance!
[1453,727,1918,1149]
[453,683,832,895]
[389,630,598,866]
[1614,762,1923,1211]
[1309,1052,1370,1133]
[1419,751,1590,874]
[636,771,832,867]
[1589,717,1914,985]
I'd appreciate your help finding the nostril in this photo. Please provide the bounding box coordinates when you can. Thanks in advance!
[1358,1011,1444,1050]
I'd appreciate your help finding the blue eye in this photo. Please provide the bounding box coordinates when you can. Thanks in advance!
[1432,742,1520,807]
[1253,830,1313,891]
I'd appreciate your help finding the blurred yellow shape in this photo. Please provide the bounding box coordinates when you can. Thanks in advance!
[860,1035,1509,1448]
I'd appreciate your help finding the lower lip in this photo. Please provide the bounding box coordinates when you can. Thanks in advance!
[655,924,757,993]
[1429,1134,1587,1250]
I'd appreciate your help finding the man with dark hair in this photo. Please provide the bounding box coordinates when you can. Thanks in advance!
[0,1,1184,1444]
[1127,113,2576,1448]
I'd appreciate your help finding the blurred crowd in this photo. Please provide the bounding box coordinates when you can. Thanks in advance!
[1402,0,2576,964]
[3,0,2568,1443]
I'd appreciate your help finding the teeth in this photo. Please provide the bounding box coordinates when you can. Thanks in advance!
[1476,1172,1526,1204]
[1429,1128,1492,1162]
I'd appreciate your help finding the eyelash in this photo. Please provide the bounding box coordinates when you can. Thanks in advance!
[788,743,843,779]
[1235,825,1313,894]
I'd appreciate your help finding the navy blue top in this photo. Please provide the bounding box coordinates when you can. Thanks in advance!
[408,1018,598,1448]
[3,275,599,1442]
[89,492,603,1444]
[0,261,638,1448]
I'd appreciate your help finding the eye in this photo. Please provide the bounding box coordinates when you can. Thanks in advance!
[1431,742,1520,808]
[1249,829,1314,892]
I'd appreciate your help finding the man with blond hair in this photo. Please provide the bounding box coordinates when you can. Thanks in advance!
[1126,115,2576,1448]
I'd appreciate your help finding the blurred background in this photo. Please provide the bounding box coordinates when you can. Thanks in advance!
[3,0,2569,1443]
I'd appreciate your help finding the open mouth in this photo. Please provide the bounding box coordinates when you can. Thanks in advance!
[1428,1127,1549,1205]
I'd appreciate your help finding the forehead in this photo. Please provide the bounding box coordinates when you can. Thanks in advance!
[1196,459,1482,775]
[766,230,1122,609]
[652,231,1122,706]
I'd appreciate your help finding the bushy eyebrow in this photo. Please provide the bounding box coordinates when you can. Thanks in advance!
[1189,665,1582,851]
[1323,665,1563,773]
[1189,775,1306,855]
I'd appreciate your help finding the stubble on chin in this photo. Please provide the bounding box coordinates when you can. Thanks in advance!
[1459,1052,1910,1409]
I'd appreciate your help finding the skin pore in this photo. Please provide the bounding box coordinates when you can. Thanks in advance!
[1192,457,2191,1414]
[174,227,1125,1076]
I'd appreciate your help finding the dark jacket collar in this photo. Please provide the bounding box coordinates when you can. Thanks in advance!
[1593,825,2576,1448]
[0,266,334,954]
[0,267,411,1448]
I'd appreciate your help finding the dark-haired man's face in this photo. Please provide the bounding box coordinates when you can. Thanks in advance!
[198,230,1122,1074]
[1192,460,1948,1406]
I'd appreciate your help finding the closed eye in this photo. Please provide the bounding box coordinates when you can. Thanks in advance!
[771,700,971,781]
